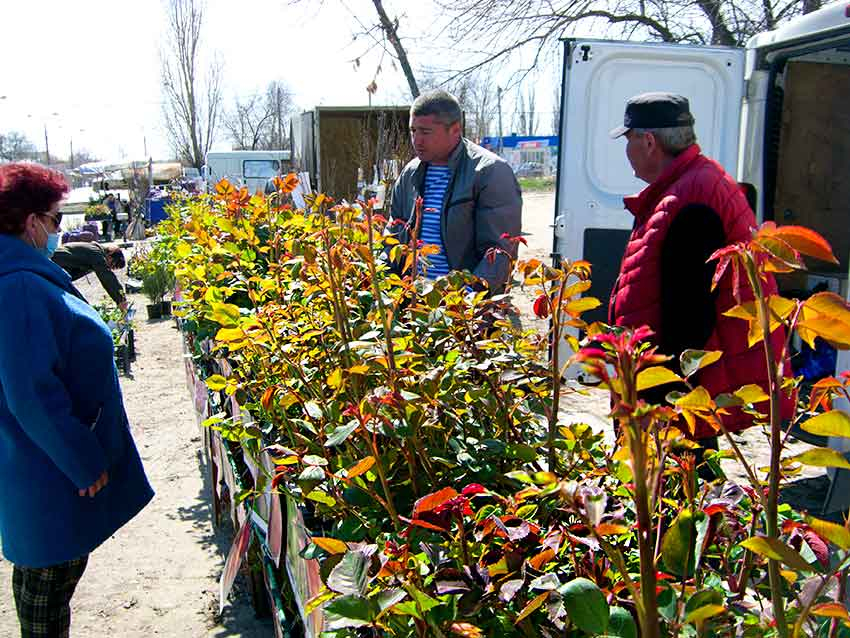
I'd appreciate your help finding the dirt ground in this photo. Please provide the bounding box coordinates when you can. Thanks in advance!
[0,190,834,636]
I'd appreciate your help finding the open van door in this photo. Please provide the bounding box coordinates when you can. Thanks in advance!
[553,39,745,368]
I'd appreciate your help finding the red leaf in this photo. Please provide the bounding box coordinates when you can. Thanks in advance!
[533,294,550,319]
[462,483,487,497]
[803,528,831,568]
[413,487,459,517]
[407,518,449,533]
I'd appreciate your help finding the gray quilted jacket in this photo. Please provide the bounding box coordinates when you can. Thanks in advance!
[387,138,522,293]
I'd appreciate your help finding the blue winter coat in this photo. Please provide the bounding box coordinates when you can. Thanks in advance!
[0,234,153,567]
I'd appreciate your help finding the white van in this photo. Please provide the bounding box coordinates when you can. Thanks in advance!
[203,150,292,194]
[554,1,850,509]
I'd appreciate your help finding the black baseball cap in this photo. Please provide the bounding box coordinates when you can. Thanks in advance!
[609,92,695,138]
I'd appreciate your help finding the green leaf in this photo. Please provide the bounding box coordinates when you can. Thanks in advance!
[327,550,370,596]
[661,509,696,578]
[801,410,850,438]
[607,606,638,638]
[205,374,227,391]
[680,350,723,378]
[636,366,682,391]
[739,536,814,572]
[789,448,850,470]
[505,443,537,461]
[325,421,359,447]
[375,588,407,613]
[305,490,336,507]
[324,594,374,629]
[303,454,328,466]
[558,577,609,634]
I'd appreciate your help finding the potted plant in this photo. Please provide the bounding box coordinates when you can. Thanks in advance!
[140,262,170,319]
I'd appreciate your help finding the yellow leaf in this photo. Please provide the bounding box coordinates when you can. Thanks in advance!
[311,537,348,554]
[801,410,850,439]
[514,591,549,624]
[684,604,725,624]
[208,302,241,328]
[739,536,813,571]
[636,366,682,392]
[675,387,713,410]
[327,368,343,390]
[564,297,602,315]
[205,374,227,391]
[789,448,850,471]
[348,365,369,374]
[734,384,769,404]
[215,327,244,342]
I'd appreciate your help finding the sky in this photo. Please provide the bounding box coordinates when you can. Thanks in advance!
[0,0,558,164]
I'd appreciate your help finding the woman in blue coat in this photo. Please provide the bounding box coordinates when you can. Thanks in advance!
[0,163,153,637]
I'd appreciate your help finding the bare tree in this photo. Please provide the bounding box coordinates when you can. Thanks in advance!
[290,0,420,100]
[223,93,272,151]
[265,80,295,149]
[435,0,823,83]
[222,81,296,151]
[160,0,223,168]
[451,71,497,142]
[0,131,38,162]
[371,0,420,98]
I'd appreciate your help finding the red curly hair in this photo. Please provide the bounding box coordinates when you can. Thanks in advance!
[0,163,69,235]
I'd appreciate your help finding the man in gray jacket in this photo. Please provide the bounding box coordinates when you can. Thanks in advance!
[388,90,522,294]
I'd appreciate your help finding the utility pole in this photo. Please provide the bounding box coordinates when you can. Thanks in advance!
[497,86,504,158]
[70,137,74,169]
[43,124,50,166]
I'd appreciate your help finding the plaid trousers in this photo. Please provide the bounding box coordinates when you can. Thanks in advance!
[12,556,89,638]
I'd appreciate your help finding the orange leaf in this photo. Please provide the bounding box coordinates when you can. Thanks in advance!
[311,536,348,554]
[261,386,277,411]
[811,602,850,620]
[595,523,629,536]
[770,225,838,264]
[346,456,376,479]
[215,178,235,197]
[527,548,555,570]
[412,487,458,517]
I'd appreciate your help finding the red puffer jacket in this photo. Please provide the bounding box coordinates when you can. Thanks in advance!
[610,144,794,438]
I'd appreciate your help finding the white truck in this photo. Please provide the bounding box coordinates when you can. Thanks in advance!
[553,0,850,510]
[202,150,292,194]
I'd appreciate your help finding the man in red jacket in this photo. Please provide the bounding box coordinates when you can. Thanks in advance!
[608,92,791,451]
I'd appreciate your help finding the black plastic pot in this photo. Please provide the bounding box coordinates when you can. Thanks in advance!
[146,303,163,320]
[160,301,172,317]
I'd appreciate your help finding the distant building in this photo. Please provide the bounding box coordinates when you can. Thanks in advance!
[480,135,559,176]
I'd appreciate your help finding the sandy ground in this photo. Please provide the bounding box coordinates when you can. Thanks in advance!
[0,191,833,636]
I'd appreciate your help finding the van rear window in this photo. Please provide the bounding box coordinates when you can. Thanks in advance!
[243,159,280,178]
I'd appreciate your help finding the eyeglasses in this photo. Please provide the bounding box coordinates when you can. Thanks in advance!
[40,212,62,230]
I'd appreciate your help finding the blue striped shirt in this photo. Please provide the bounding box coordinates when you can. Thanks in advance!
[419,165,451,278]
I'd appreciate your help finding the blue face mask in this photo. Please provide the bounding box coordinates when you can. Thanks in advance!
[35,219,60,259]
